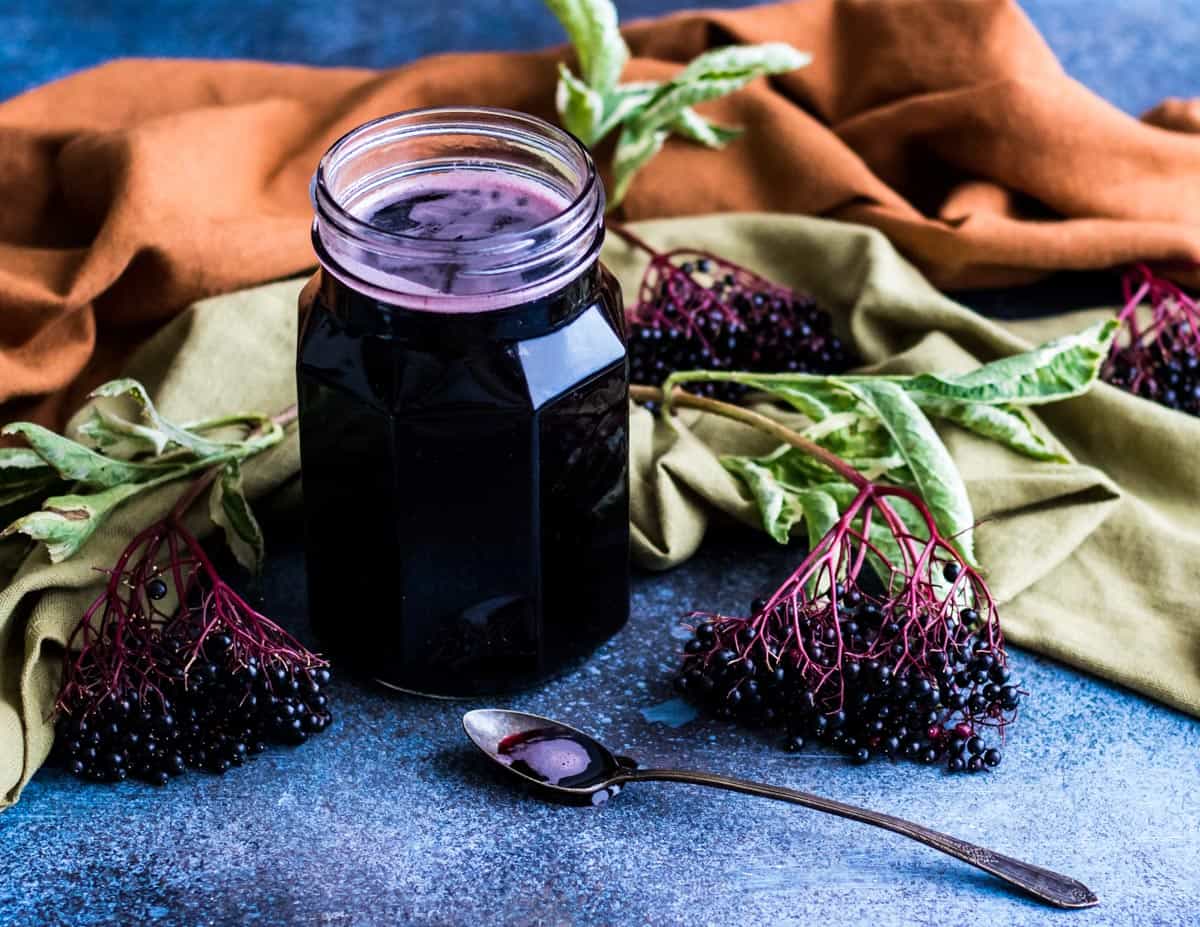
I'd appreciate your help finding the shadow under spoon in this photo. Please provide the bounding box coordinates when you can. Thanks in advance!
[462,708,1098,910]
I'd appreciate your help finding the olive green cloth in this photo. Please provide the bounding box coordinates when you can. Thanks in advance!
[3,214,1198,813]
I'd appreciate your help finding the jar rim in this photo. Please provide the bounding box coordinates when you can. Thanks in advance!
[311,106,599,259]
[309,106,606,311]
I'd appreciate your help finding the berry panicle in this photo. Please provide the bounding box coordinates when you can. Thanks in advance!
[675,481,1021,773]
[1103,264,1200,414]
[54,508,332,786]
[615,225,857,402]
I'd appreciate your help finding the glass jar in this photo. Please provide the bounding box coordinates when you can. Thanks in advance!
[297,108,629,697]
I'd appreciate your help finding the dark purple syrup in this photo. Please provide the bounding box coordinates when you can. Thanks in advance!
[369,179,555,239]
[497,727,617,789]
[354,172,566,299]
[297,170,629,697]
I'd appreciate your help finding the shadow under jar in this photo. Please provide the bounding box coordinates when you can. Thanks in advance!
[297,108,630,697]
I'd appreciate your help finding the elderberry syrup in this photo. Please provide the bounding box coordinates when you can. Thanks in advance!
[298,108,629,696]
[497,727,616,789]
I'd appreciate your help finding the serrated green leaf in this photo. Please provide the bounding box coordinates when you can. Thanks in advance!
[209,460,265,575]
[905,320,1118,406]
[1,423,168,489]
[631,72,763,136]
[628,43,810,139]
[670,107,743,148]
[88,379,234,457]
[610,125,668,207]
[556,63,606,143]
[909,394,1066,462]
[678,43,811,81]
[545,0,628,95]
[1,482,145,562]
[592,81,659,141]
[836,379,976,564]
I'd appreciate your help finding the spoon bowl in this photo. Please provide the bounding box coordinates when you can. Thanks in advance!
[463,708,1099,909]
[463,708,631,805]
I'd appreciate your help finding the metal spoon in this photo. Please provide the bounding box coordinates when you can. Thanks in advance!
[462,708,1098,910]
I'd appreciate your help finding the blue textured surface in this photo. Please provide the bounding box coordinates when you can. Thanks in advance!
[2,2,1200,926]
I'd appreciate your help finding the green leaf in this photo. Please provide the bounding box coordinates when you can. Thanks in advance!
[909,394,1066,462]
[719,452,920,588]
[664,371,860,422]
[545,0,628,95]
[555,63,605,144]
[793,487,843,553]
[669,107,743,148]
[722,455,805,543]
[76,407,167,459]
[677,43,811,81]
[209,460,265,574]
[631,72,764,136]
[543,0,808,205]
[1,422,167,489]
[836,379,977,564]
[0,483,145,562]
[0,448,54,484]
[812,422,904,474]
[610,125,668,207]
[723,452,857,552]
[87,379,235,457]
[628,43,810,138]
[905,320,1118,406]
[594,81,659,139]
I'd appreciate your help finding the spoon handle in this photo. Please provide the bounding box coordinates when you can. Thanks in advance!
[624,767,1098,909]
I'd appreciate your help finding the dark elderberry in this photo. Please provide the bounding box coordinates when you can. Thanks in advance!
[673,481,1020,775]
[620,233,859,405]
[53,514,334,788]
[1102,266,1200,416]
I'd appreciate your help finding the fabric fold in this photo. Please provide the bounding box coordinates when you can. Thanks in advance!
[6,213,1198,813]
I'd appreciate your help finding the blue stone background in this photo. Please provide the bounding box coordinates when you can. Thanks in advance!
[2,2,1199,926]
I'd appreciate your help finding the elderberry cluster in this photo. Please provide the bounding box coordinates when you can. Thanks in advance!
[1104,321,1200,416]
[674,589,1020,774]
[55,628,332,786]
[627,259,856,403]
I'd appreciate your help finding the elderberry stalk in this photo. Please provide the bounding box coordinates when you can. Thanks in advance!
[1103,264,1200,415]
[54,470,331,786]
[649,386,1021,773]
[616,225,858,404]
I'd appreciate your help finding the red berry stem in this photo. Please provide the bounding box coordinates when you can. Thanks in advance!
[643,385,1019,773]
[613,226,857,403]
[1104,265,1200,412]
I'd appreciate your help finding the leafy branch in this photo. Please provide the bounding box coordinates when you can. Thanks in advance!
[0,379,292,570]
[546,0,810,207]
[642,320,1118,563]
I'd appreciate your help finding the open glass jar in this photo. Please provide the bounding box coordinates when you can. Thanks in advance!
[297,108,629,697]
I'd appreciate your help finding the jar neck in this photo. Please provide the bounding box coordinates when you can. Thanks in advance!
[313,261,606,341]
[311,107,605,313]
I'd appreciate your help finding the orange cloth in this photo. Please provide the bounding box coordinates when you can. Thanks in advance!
[2,0,1199,428]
